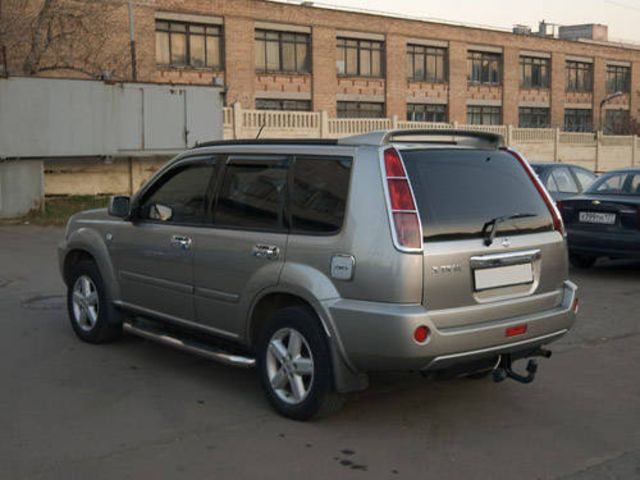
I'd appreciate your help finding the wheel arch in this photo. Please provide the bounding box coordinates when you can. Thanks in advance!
[62,228,120,301]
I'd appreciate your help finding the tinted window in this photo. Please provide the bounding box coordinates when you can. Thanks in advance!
[214,157,288,230]
[550,167,579,194]
[291,157,352,233]
[402,149,553,241]
[139,163,213,224]
[573,169,596,191]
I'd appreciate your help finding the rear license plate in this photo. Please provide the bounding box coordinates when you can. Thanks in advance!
[579,211,616,225]
[474,263,534,291]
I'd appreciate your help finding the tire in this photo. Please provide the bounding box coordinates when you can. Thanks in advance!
[570,254,597,269]
[66,260,123,344]
[257,306,343,420]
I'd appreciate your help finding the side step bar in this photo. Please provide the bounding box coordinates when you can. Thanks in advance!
[123,321,256,368]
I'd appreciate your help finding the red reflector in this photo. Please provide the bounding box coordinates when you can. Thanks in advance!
[384,148,406,177]
[414,326,430,343]
[572,298,579,314]
[393,212,422,249]
[388,179,416,210]
[505,325,528,337]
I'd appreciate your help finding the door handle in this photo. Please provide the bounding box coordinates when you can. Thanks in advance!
[252,244,280,260]
[170,235,192,250]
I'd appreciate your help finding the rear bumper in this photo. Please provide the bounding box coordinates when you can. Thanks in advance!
[327,281,577,372]
[568,229,640,259]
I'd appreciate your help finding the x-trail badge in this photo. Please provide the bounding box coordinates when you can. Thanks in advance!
[501,238,512,248]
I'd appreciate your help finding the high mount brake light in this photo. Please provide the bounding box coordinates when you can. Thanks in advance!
[383,148,423,251]
[502,148,566,236]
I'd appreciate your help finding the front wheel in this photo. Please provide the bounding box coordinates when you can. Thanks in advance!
[257,306,343,420]
[67,260,123,344]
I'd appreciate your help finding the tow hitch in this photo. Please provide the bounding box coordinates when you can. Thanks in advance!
[492,348,552,384]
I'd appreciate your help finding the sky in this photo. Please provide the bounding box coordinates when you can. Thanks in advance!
[305,0,640,43]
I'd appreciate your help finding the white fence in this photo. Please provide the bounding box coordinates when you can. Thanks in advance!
[223,104,639,173]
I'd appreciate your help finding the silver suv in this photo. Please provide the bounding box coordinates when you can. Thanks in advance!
[59,130,578,420]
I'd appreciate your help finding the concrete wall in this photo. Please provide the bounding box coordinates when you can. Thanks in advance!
[0,160,44,219]
[0,77,224,159]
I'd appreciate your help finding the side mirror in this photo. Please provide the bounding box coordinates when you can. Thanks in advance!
[108,196,131,218]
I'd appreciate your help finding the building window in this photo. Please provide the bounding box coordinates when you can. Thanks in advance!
[566,61,593,92]
[336,38,384,78]
[519,107,550,128]
[467,105,501,125]
[255,30,310,74]
[337,101,385,118]
[605,109,630,134]
[606,65,630,94]
[407,104,447,122]
[407,45,447,83]
[155,21,223,69]
[255,99,311,111]
[520,56,550,89]
[467,51,501,85]
[564,109,592,132]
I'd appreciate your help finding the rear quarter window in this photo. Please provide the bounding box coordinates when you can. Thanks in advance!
[401,149,553,241]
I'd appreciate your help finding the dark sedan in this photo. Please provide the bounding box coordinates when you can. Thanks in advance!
[558,168,640,268]
[531,162,597,202]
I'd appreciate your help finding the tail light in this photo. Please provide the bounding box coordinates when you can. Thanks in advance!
[383,148,423,251]
[503,148,566,236]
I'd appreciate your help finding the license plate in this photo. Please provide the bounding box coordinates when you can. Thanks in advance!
[579,211,616,225]
[474,263,534,291]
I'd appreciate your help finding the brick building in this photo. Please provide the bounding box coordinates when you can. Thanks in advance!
[6,0,640,131]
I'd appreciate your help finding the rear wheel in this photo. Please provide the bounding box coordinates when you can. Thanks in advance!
[257,306,343,420]
[569,254,597,269]
[67,260,123,344]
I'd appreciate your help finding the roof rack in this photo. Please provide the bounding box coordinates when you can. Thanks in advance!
[195,138,339,148]
[337,129,505,149]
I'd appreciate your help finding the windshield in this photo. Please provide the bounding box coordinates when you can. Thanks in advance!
[586,172,640,196]
[401,149,553,241]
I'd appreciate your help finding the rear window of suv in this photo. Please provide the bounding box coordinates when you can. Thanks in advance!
[401,149,554,241]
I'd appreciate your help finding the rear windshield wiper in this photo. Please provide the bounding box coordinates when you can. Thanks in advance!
[482,213,538,246]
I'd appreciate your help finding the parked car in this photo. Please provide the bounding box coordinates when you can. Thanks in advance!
[530,162,597,202]
[58,130,578,420]
[558,168,640,268]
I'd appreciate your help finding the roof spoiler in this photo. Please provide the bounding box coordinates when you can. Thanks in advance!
[338,129,505,149]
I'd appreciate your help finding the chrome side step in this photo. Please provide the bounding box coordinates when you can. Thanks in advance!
[123,322,256,368]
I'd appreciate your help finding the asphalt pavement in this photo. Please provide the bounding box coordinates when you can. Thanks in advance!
[1,225,639,479]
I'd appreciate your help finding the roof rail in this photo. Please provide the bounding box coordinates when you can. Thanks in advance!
[194,138,339,148]
[337,129,505,149]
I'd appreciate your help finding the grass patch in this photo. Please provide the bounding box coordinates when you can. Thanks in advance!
[22,195,110,226]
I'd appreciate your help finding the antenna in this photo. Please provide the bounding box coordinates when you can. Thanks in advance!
[256,124,266,139]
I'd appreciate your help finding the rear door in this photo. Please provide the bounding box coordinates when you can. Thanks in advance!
[401,148,566,329]
[191,155,289,338]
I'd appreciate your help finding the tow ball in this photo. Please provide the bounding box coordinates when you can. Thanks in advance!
[492,348,552,384]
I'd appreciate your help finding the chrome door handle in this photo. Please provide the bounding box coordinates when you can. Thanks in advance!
[170,235,192,250]
[252,244,280,260]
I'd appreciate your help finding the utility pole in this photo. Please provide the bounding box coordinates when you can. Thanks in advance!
[127,0,137,81]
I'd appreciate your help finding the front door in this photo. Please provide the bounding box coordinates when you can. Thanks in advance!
[109,158,216,322]
[192,155,289,338]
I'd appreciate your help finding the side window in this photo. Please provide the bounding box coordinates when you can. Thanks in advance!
[214,157,288,230]
[550,167,579,194]
[545,173,559,192]
[631,174,640,194]
[139,162,214,224]
[291,157,353,233]
[573,168,596,191]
